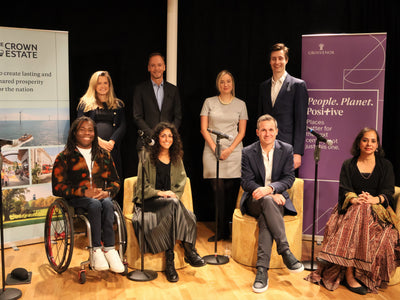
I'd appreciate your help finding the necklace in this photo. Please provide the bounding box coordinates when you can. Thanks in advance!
[357,156,375,180]
[218,95,233,105]
[359,172,372,180]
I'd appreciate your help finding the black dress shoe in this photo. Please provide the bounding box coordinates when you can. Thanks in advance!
[165,250,179,282]
[342,278,368,295]
[281,249,304,273]
[252,267,269,293]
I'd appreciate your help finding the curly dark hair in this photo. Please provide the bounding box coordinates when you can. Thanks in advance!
[350,127,384,157]
[149,122,183,165]
[65,116,102,159]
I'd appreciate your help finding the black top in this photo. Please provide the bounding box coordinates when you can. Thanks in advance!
[338,154,395,214]
[155,159,171,191]
[77,104,126,144]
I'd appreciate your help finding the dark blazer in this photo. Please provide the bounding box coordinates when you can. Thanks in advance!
[240,139,296,216]
[258,73,308,155]
[133,79,182,138]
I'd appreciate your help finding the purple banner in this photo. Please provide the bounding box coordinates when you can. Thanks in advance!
[300,33,387,236]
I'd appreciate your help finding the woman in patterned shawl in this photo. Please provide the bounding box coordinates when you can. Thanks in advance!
[306,127,400,295]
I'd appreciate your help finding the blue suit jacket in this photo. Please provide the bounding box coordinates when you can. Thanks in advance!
[258,73,308,155]
[240,139,296,216]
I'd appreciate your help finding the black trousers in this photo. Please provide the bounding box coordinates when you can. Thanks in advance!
[209,178,240,238]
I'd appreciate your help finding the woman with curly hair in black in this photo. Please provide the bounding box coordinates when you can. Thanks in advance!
[132,122,205,282]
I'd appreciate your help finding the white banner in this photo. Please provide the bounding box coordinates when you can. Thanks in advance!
[0,27,69,245]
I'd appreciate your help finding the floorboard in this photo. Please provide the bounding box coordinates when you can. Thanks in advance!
[1,222,398,299]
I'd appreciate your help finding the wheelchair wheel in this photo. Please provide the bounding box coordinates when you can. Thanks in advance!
[44,198,74,273]
[113,200,127,254]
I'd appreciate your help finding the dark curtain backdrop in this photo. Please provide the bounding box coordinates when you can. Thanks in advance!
[177,0,400,220]
[1,0,399,221]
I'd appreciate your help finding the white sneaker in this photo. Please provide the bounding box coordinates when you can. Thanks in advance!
[104,249,125,273]
[93,248,109,271]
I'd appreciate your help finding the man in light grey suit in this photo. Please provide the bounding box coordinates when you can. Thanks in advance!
[240,114,304,293]
[133,53,182,148]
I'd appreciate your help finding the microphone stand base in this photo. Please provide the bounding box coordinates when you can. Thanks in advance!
[203,254,229,265]
[0,288,22,300]
[127,269,158,282]
[302,260,318,271]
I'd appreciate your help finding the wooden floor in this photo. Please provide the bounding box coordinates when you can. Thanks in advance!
[1,222,399,300]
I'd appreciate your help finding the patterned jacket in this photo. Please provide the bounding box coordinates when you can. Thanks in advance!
[52,148,120,199]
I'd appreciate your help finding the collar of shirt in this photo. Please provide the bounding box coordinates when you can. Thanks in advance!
[271,71,287,85]
[151,79,164,88]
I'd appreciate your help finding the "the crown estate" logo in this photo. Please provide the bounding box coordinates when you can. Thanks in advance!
[0,41,38,58]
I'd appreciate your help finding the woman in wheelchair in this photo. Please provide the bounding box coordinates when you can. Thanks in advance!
[52,116,125,273]
[133,122,206,282]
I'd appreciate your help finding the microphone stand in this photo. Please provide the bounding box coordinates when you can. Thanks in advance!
[0,139,22,299]
[127,138,157,281]
[203,135,229,265]
[303,140,320,271]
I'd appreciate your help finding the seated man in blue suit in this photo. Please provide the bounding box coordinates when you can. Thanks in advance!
[258,43,308,169]
[240,114,304,293]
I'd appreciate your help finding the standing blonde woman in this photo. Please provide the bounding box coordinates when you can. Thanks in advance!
[200,70,248,241]
[77,71,126,185]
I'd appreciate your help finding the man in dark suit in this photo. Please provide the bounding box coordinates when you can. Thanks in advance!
[258,43,308,169]
[240,114,304,293]
[133,53,182,148]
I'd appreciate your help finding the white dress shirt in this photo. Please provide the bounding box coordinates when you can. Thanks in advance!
[271,71,287,107]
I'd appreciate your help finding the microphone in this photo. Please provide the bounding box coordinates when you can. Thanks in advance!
[207,128,233,141]
[307,128,333,146]
[138,130,155,146]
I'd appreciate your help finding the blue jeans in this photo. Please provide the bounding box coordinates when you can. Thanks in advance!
[68,197,115,248]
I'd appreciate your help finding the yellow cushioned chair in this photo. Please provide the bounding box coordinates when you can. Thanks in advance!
[388,186,400,285]
[123,176,193,271]
[231,178,303,268]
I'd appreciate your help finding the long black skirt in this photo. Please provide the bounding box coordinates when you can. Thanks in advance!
[132,197,197,254]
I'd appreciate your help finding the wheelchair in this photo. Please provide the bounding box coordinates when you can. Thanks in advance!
[44,197,128,284]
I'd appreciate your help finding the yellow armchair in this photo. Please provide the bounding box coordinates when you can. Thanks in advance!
[389,186,400,285]
[123,176,193,271]
[231,178,304,268]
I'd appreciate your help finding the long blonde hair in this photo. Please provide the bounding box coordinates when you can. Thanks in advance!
[78,71,124,112]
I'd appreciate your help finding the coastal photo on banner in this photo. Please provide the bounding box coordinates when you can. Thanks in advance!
[0,26,69,245]
[299,33,387,238]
